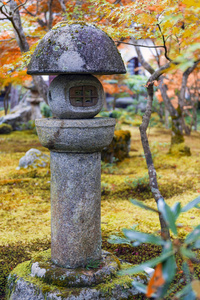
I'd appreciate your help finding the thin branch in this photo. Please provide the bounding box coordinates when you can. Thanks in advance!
[1,1,9,14]
[18,0,39,17]
[180,60,200,105]
[58,0,66,12]
[0,3,10,19]
[0,38,15,42]
[157,23,172,62]
[148,45,160,68]
[139,81,170,239]
[159,76,177,117]
[13,0,28,14]
[48,0,53,30]
[115,40,165,49]
[131,37,156,75]
[113,0,122,4]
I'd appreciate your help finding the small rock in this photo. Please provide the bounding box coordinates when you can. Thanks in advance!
[17,148,49,169]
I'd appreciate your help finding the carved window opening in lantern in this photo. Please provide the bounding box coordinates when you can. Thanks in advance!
[69,86,98,107]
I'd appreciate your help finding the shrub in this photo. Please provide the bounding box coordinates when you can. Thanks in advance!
[125,174,150,193]
[19,120,36,131]
[40,103,52,118]
[0,124,13,134]
[101,130,131,163]
[109,196,200,299]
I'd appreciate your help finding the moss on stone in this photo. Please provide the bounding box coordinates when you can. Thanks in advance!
[169,143,191,156]
[7,258,144,300]
[0,124,13,134]
[32,249,51,263]
[111,254,121,269]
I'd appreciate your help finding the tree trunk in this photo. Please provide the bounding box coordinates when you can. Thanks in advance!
[140,83,170,239]
[10,86,19,109]
[164,107,169,129]
[159,77,185,146]
[4,85,11,115]
[10,0,29,52]
[113,95,117,110]
[9,0,48,103]
[171,107,185,145]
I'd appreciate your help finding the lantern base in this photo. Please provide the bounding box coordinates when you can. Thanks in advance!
[6,250,147,300]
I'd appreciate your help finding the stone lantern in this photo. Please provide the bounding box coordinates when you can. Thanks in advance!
[7,23,146,299]
[26,85,43,120]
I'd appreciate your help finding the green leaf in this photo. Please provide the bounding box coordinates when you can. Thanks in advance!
[185,225,200,245]
[162,254,176,283]
[157,198,177,235]
[175,283,192,298]
[194,240,200,248]
[118,251,174,276]
[182,262,191,284]
[158,253,176,299]
[181,196,200,212]
[122,229,164,246]
[183,291,196,300]
[130,199,158,213]
[171,202,181,220]
[132,281,147,294]
[180,247,196,259]
[108,235,131,245]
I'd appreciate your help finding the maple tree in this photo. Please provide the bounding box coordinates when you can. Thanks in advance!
[156,69,200,133]
[90,0,200,144]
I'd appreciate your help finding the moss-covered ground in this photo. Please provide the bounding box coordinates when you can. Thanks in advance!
[0,125,200,299]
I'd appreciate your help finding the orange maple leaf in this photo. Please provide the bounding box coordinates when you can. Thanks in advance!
[146,263,165,298]
[148,6,156,12]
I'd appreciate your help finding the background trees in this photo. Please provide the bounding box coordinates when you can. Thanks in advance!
[0,0,68,102]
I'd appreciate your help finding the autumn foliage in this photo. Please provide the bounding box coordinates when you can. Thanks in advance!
[0,0,65,89]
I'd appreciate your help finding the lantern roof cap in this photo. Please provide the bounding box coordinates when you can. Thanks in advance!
[27,22,126,75]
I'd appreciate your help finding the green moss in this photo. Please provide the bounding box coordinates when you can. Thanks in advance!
[96,271,136,296]
[111,255,121,269]
[1,128,200,299]
[10,260,31,278]
[32,249,51,263]
[7,258,142,300]
[52,20,89,31]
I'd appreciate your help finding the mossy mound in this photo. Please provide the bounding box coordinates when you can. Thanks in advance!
[0,124,13,134]
[30,249,120,288]
[102,130,131,163]
[6,253,146,300]
[169,143,191,156]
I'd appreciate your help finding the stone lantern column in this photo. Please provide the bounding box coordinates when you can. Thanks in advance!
[7,23,146,300]
[36,73,116,268]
